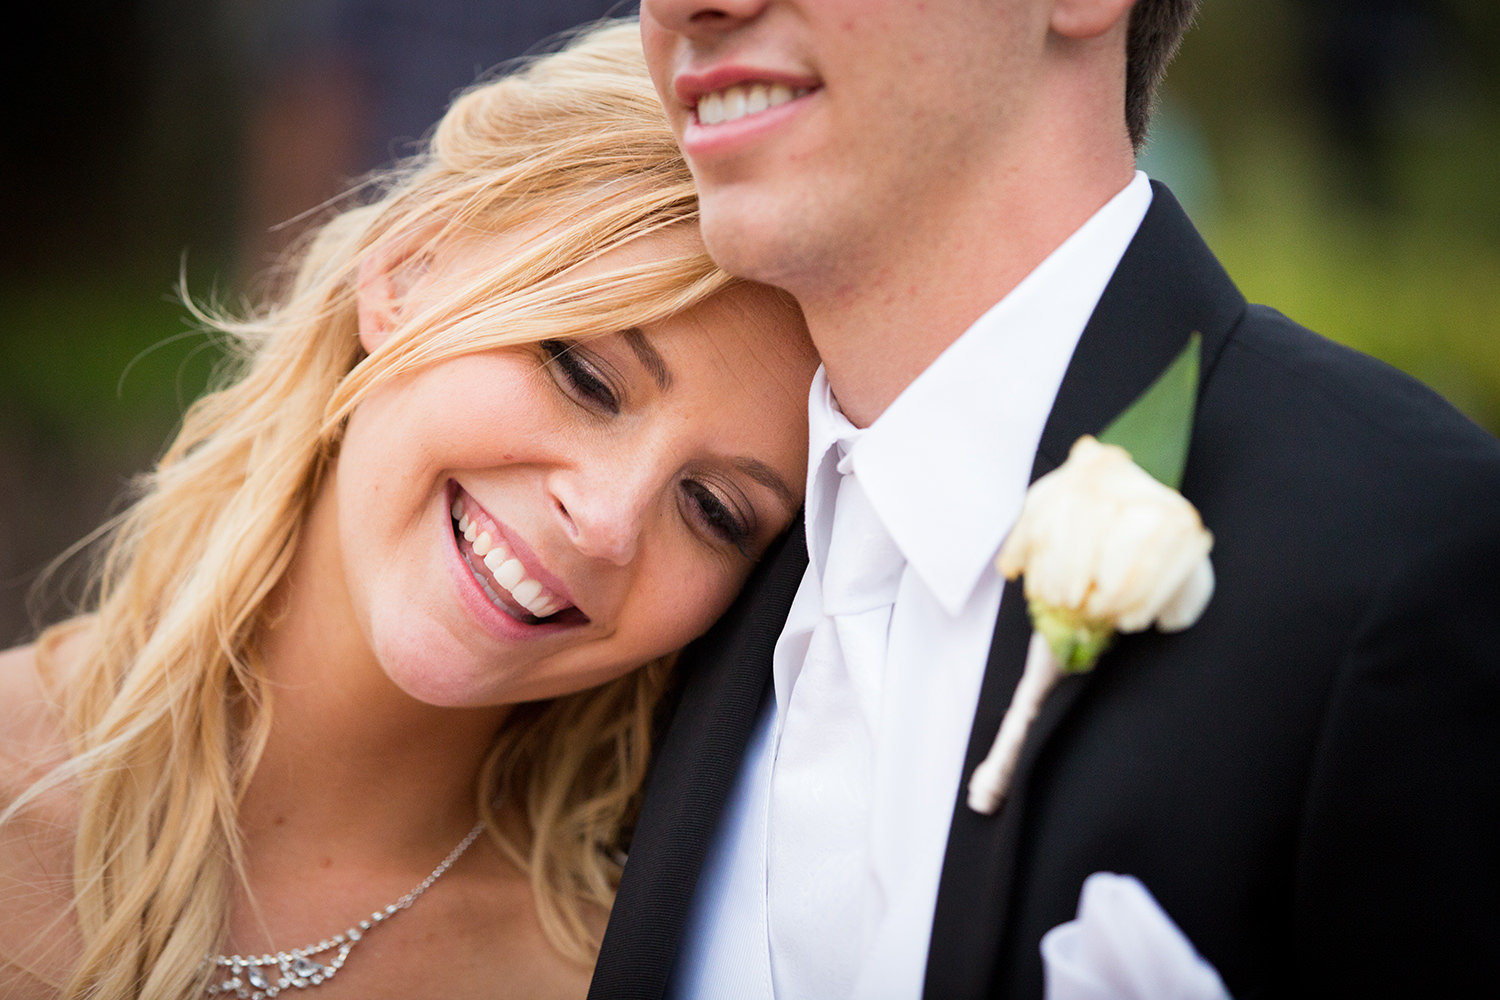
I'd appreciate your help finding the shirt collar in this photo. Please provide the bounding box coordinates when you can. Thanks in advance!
[807,172,1154,616]
[803,366,860,583]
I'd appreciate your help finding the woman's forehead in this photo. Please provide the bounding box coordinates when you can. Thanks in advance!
[639,283,816,420]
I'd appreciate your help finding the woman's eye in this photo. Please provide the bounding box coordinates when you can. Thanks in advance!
[542,340,619,413]
[682,480,753,555]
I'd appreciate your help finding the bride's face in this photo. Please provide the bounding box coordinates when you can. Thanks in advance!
[331,228,816,707]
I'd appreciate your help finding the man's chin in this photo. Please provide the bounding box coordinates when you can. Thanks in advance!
[699,200,827,290]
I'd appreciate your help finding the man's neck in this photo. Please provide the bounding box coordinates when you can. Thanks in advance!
[798,153,1136,429]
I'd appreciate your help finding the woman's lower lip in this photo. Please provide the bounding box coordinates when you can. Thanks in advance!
[681,90,815,159]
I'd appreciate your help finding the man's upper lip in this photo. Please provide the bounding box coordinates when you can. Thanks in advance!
[673,64,822,107]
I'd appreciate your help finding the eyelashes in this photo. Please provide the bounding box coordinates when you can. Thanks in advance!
[539,338,756,555]
[681,479,754,554]
[541,339,619,413]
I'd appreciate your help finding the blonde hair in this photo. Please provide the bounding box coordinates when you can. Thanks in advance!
[15,20,733,999]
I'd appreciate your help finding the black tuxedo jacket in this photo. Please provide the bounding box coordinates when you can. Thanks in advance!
[589,184,1500,998]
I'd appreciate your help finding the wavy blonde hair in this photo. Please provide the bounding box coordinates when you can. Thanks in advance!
[13,19,734,999]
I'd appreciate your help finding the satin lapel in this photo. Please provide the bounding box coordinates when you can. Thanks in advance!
[924,184,1248,999]
[589,519,808,1000]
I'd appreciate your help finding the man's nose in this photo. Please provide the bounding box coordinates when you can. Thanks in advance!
[643,0,770,38]
[549,469,655,567]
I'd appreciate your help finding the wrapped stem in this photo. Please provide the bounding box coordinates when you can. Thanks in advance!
[967,631,1063,814]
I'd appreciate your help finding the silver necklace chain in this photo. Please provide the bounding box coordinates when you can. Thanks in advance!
[205,819,487,999]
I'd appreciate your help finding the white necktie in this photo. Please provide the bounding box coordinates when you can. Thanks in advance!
[767,450,904,998]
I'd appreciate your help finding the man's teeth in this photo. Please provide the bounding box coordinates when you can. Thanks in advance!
[696,82,809,126]
[452,499,566,619]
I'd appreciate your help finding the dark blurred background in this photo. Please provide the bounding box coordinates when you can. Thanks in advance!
[3,0,1498,645]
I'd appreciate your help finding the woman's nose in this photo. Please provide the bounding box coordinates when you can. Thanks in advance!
[549,471,653,567]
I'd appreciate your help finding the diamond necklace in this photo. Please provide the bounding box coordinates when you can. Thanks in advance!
[205,819,487,999]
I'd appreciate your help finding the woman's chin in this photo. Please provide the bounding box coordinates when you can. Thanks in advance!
[383,649,634,710]
[364,625,508,709]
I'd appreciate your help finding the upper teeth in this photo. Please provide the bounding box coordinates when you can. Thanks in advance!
[453,498,566,619]
[696,83,808,126]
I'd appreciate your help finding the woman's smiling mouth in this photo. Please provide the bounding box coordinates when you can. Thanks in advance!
[448,484,586,627]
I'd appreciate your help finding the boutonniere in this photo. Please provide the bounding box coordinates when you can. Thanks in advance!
[967,334,1214,815]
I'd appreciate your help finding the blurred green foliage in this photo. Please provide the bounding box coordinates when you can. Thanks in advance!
[1207,171,1500,434]
[1152,0,1500,434]
[0,275,224,642]
[0,277,221,458]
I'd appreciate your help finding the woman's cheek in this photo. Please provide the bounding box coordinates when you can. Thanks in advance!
[679,559,753,642]
[631,554,747,655]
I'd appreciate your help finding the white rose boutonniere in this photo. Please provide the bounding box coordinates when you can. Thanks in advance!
[968,334,1214,815]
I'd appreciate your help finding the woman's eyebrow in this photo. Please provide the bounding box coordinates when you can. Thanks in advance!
[619,327,798,511]
[735,457,800,512]
[622,328,673,391]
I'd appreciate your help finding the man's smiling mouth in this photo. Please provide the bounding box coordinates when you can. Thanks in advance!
[450,489,585,626]
[695,82,813,126]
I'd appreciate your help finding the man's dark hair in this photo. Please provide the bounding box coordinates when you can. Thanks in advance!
[1125,0,1201,150]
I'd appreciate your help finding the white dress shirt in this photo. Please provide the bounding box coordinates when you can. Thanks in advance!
[668,173,1154,1000]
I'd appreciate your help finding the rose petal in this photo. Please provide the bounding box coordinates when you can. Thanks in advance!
[1156,556,1215,631]
[1119,515,1209,631]
[1002,434,1213,636]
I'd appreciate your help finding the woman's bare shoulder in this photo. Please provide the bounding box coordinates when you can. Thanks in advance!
[0,637,81,999]
[0,638,75,801]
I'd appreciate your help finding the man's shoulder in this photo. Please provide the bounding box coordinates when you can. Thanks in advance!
[1182,302,1500,633]
[1201,303,1500,514]
[1228,305,1496,452]
[1126,184,1499,494]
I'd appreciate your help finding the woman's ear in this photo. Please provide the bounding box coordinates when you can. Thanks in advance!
[1050,0,1135,41]
[355,239,435,356]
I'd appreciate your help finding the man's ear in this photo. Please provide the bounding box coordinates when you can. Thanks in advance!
[1050,0,1135,40]
[355,238,435,356]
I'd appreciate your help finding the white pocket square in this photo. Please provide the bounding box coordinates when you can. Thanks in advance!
[1040,872,1231,1000]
